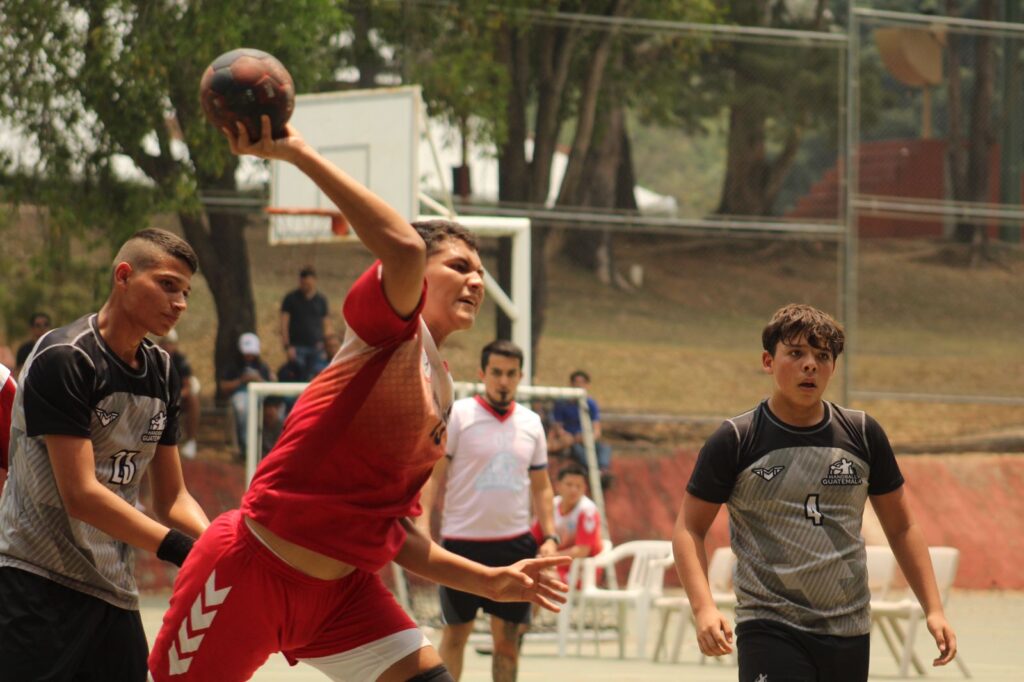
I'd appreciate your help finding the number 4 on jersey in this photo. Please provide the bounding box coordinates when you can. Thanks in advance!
[804,493,824,526]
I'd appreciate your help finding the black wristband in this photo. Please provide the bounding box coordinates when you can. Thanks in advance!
[543,534,561,545]
[157,529,195,568]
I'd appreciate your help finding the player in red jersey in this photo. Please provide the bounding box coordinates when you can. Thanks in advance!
[0,363,15,493]
[149,117,569,682]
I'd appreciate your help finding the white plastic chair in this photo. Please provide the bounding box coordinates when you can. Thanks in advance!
[573,540,674,658]
[865,544,897,601]
[871,546,971,678]
[556,540,614,657]
[651,546,737,664]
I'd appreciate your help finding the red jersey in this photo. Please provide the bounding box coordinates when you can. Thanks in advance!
[0,363,15,472]
[242,262,453,572]
[531,494,603,557]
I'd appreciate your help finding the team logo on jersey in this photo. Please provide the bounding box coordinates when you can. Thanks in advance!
[755,674,769,682]
[822,457,862,486]
[475,451,526,492]
[143,411,167,443]
[95,407,120,427]
[752,465,785,481]
[421,349,432,381]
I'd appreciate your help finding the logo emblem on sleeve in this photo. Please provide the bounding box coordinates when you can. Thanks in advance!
[95,408,120,427]
[752,466,785,481]
[822,457,863,486]
[143,411,168,443]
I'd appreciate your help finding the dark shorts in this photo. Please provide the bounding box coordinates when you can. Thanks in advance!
[0,566,149,682]
[439,532,538,626]
[737,619,870,682]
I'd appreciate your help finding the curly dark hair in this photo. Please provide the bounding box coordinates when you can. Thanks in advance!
[762,304,845,359]
[411,219,478,256]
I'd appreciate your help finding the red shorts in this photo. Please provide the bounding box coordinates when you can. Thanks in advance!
[148,510,418,681]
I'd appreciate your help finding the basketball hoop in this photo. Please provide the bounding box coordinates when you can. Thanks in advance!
[266,207,351,244]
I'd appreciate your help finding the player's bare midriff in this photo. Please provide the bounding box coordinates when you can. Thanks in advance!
[244,515,356,580]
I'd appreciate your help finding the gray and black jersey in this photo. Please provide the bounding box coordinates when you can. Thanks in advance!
[0,313,181,610]
[687,400,904,637]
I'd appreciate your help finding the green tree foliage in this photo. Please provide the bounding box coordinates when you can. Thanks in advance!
[0,0,346,372]
[377,1,717,357]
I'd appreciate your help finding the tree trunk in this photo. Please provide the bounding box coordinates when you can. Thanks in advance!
[178,211,257,398]
[351,0,382,88]
[563,102,626,273]
[946,0,996,257]
[717,92,802,216]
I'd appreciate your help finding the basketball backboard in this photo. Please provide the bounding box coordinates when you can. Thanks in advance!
[269,86,420,244]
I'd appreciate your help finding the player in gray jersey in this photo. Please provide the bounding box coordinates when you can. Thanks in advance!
[0,228,210,682]
[672,304,957,682]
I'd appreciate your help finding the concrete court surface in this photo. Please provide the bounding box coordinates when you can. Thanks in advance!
[142,589,1024,681]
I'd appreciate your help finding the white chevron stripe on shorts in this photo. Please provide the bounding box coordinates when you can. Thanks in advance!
[167,570,232,675]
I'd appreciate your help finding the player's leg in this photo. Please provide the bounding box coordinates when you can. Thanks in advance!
[478,533,536,682]
[292,570,441,681]
[438,620,475,680]
[810,630,870,682]
[148,511,286,681]
[736,619,817,682]
[435,538,486,678]
[489,615,529,682]
[0,566,147,681]
[77,606,149,681]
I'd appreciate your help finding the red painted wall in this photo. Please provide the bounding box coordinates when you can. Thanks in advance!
[602,451,1024,590]
[136,453,1024,592]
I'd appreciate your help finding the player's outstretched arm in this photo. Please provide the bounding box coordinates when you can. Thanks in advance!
[394,518,570,612]
[224,116,425,318]
[871,487,957,667]
[673,492,733,657]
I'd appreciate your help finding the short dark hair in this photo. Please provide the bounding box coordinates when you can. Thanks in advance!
[762,304,845,359]
[299,266,316,278]
[121,228,199,274]
[480,339,523,370]
[29,312,51,326]
[570,369,590,384]
[411,219,478,256]
[558,464,588,481]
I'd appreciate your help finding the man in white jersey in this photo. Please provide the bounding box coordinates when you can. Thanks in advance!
[419,340,558,682]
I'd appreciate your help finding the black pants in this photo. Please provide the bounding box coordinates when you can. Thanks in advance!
[737,619,870,682]
[0,567,149,682]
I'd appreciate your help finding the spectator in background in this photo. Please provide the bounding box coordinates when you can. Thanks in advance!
[0,363,15,494]
[279,266,329,380]
[530,464,603,584]
[156,329,200,459]
[549,370,613,488]
[323,331,342,365]
[14,312,52,380]
[260,396,285,457]
[218,332,273,458]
